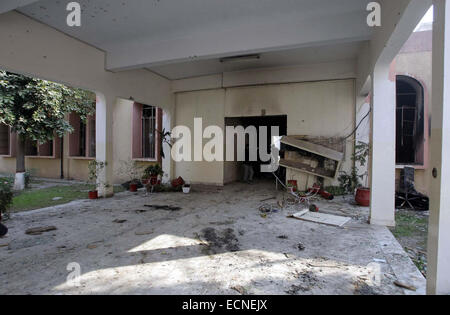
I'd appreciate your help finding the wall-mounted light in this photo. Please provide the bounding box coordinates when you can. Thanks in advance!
[220,54,261,63]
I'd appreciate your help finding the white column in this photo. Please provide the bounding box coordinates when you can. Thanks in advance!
[369,64,396,227]
[95,92,114,197]
[161,109,173,184]
[427,0,450,295]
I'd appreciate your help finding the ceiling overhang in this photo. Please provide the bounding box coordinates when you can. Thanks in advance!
[17,0,373,77]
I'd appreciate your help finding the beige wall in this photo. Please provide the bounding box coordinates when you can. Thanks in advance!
[112,99,159,184]
[174,79,355,187]
[174,89,226,185]
[0,98,158,184]
[1,79,356,188]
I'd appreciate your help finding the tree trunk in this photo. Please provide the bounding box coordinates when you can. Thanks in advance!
[16,134,26,173]
[13,135,26,191]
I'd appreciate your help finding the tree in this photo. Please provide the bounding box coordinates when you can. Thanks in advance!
[0,71,95,189]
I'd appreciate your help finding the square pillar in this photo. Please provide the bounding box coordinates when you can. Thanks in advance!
[369,64,396,227]
[161,109,173,184]
[427,0,450,295]
[95,93,114,197]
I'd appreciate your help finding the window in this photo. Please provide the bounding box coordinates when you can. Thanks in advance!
[69,112,96,158]
[24,138,60,158]
[142,105,156,159]
[0,124,55,158]
[25,138,61,158]
[132,103,162,161]
[396,75,425,165]
[0,124,10,156]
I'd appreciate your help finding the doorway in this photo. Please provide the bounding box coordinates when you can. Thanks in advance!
[224,115,287,184]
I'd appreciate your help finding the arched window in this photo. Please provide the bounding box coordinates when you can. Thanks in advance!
[396,75,425,165]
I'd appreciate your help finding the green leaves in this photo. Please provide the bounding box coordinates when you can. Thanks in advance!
[0,71,95,144]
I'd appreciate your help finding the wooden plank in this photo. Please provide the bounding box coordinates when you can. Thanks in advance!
[292,211,351,227]
[281,136,344,161]
[279,159,335,179]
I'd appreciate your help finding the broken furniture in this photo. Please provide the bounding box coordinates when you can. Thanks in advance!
[280,136,344,190]
[395,167,429,211]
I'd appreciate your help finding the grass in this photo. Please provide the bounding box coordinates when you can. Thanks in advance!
[391,211,428,238]
[8,183,125,213]
[389,209,429,277]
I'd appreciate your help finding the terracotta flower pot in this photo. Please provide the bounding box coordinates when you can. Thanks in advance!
[355,187,370,207]
[129,183,138,192]
[171,176,185,188]
[89,190,98,200]
[150,176,158,186]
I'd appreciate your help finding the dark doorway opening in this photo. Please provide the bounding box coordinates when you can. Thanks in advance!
[224,115,287,183]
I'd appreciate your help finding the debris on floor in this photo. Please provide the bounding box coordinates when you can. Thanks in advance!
[394,280,417,292]
[134,229,154,236]
[25,226,57,235]
[200,227,240,254]
[231,285,248,295]
[144,205,182,211]
[0,181,423,295]
[290,211,351,227]
[286,271,321,294]
[297,242,306,251]
[87,240,104,250]
[354,280,378,295]
[113,219,127,224]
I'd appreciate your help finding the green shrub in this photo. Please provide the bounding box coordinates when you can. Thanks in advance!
[143,164,164,179]
[0,181,13,215]
[324,186,346,196]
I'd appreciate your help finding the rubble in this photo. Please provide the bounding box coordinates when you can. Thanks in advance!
[25,226,57,235]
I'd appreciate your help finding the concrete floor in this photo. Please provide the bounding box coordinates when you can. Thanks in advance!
[0,181,425,295]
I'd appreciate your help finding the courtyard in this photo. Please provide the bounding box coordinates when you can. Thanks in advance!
[0,181,425,295]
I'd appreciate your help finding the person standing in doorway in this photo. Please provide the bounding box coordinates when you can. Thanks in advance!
[243,142,255,184]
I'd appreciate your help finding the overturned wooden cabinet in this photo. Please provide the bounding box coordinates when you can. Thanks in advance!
[280,136,344,180]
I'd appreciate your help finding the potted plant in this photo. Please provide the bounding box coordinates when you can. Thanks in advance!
[338,141,370,206]
[182,183,191,194]
[88,160,108,199]
[118,160,142,192]
[143,164,164,186]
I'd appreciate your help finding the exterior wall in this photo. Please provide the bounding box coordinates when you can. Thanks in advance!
[174,89,226,185]
[0,98,160,184]
[393,31,432,196]
[174,79,355,187]
[356,30,432,196]
[112,99,160,184]
[0,156,61,179]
